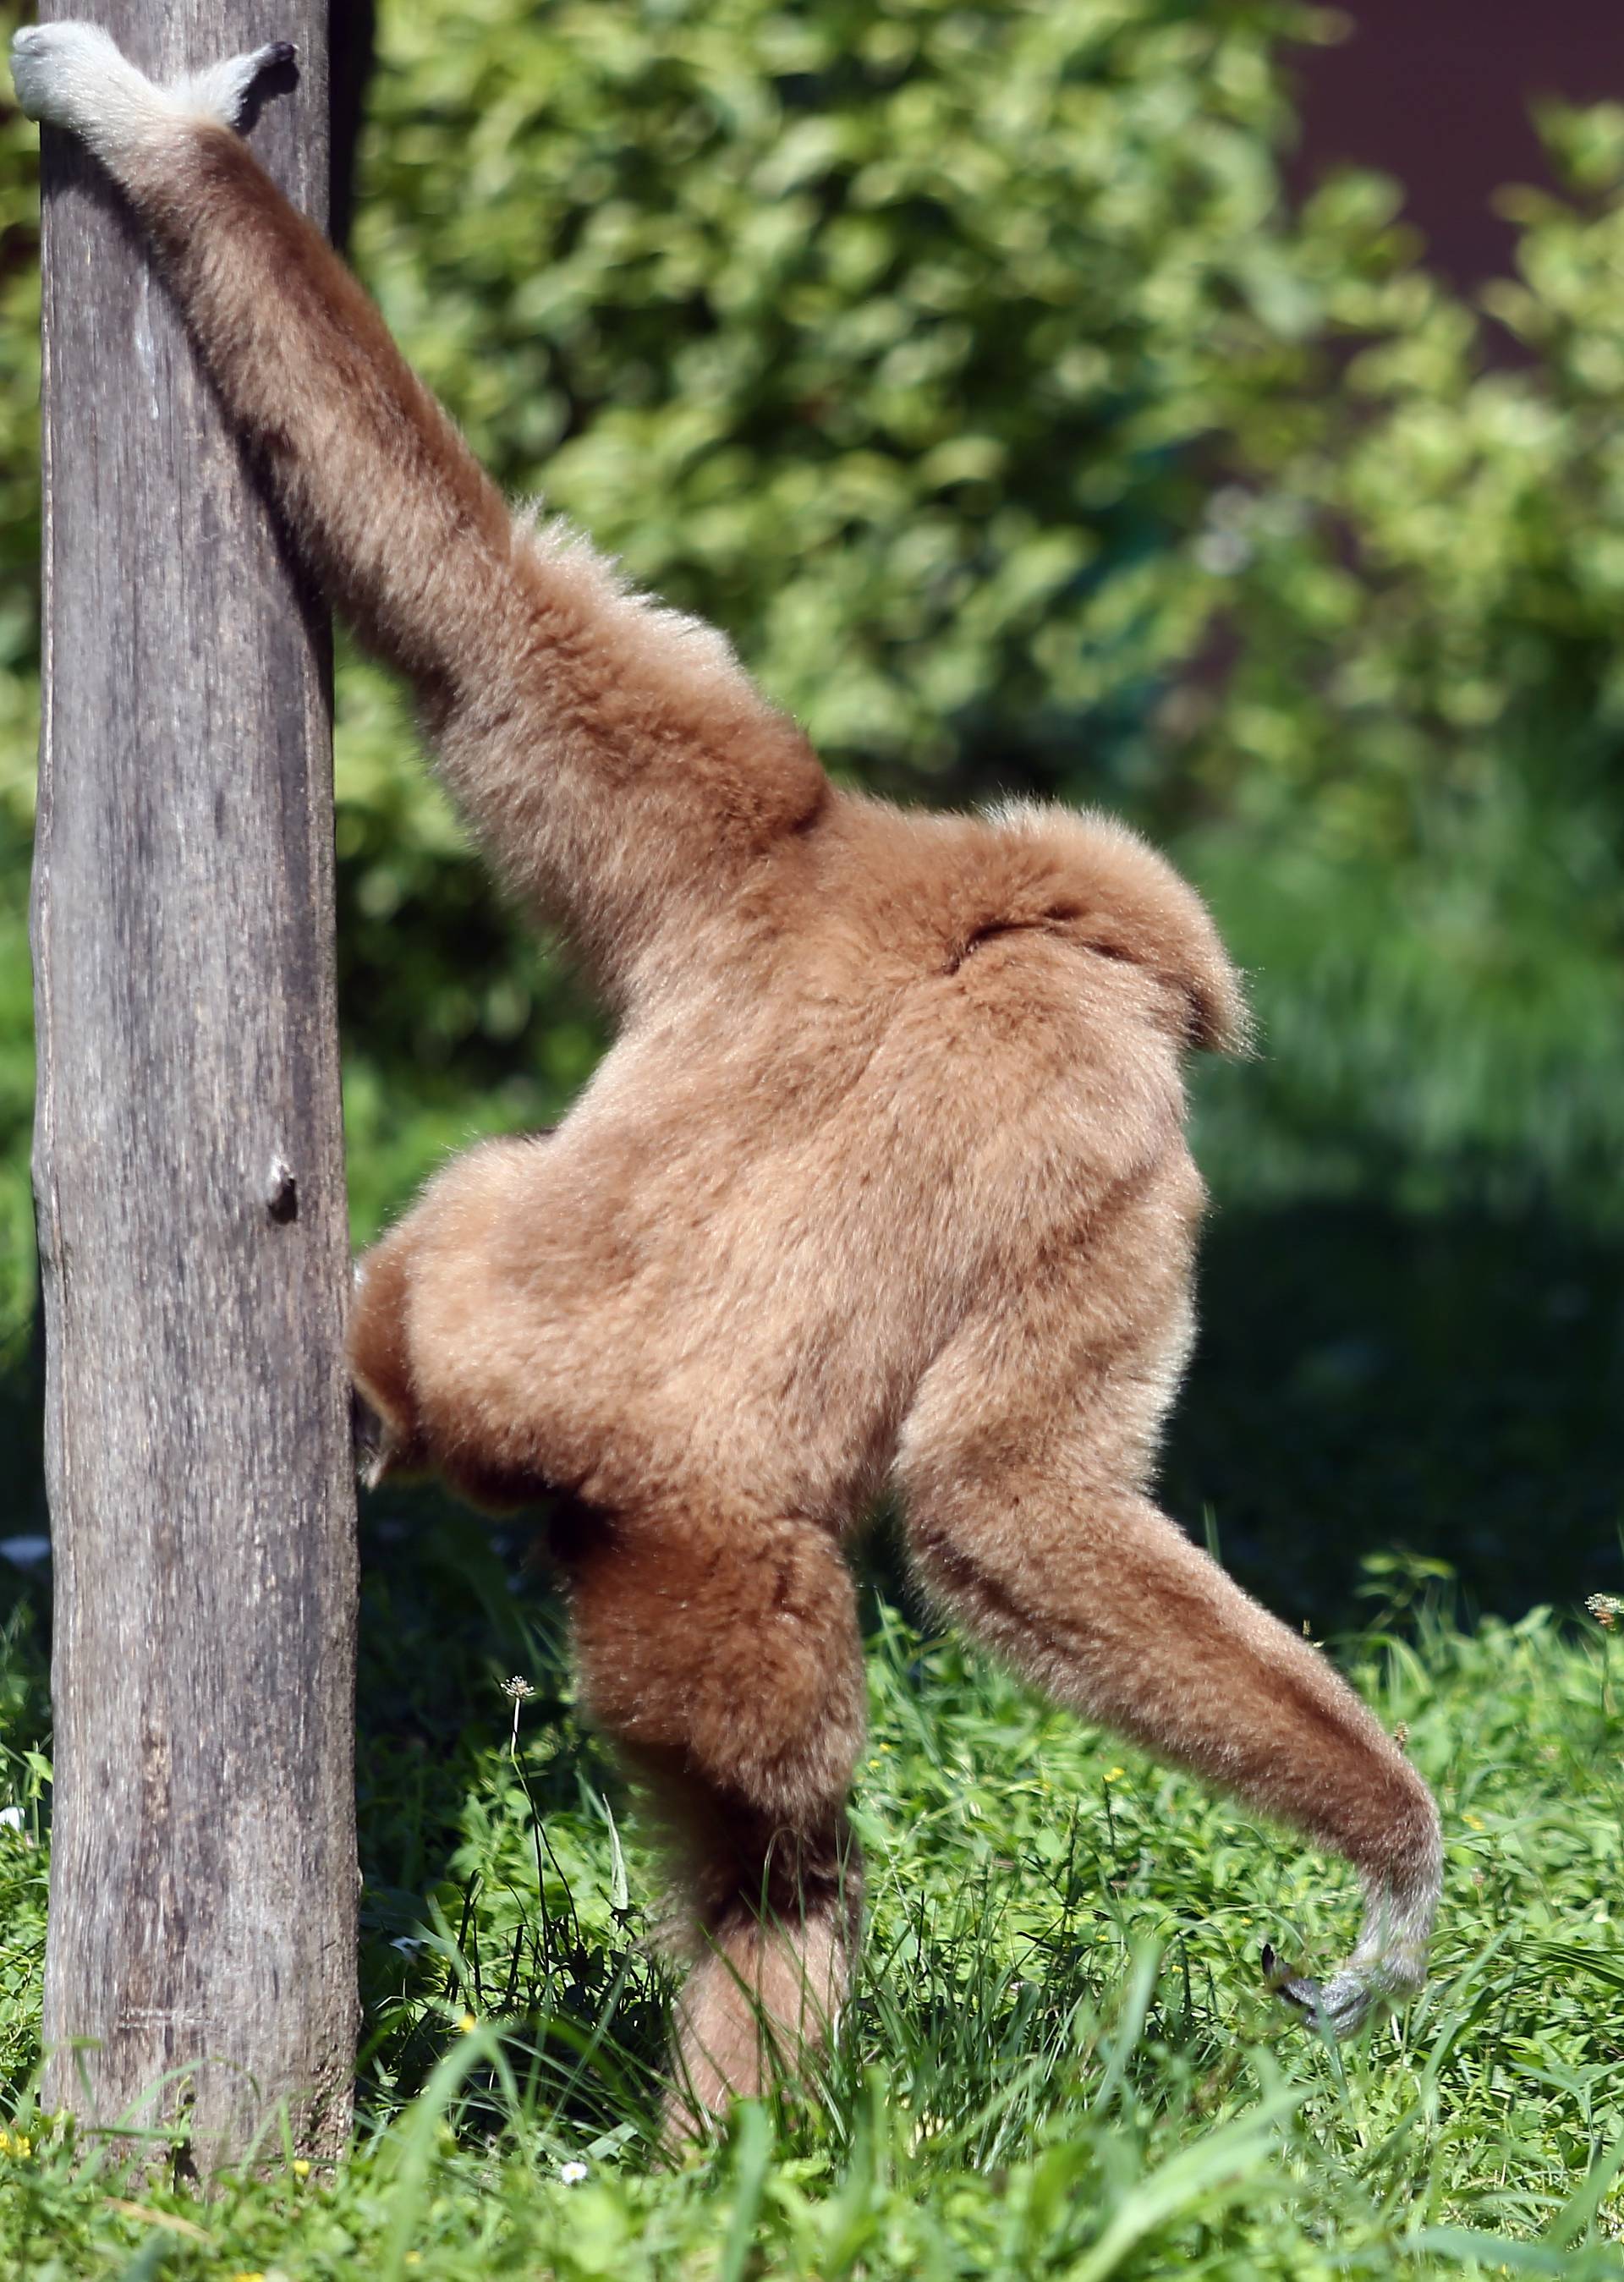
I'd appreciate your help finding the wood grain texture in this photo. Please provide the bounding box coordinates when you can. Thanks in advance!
[32,2,358,2164]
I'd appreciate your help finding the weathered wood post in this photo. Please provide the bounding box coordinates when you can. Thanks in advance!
[32,2,358,2164]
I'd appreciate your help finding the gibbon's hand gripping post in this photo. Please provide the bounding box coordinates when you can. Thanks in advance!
[28,7,357,2166]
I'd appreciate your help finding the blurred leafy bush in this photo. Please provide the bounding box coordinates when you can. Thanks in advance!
[0,0,1621,1260]
[350,0,1352,787]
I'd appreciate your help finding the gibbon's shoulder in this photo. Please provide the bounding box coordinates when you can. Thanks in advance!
[794,789,1248,1055]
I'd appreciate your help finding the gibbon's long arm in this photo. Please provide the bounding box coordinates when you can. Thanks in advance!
[13,25,827,1001]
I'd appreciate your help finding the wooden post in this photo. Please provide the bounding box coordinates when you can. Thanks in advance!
[32,3,357,2165]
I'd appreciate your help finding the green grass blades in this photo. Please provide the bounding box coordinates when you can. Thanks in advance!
[1,1568,1621,2279]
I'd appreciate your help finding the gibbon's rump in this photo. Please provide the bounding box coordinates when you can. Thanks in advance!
[13,22,1441,2134]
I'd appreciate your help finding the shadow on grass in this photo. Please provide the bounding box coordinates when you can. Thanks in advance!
[348,1484,668,2133]
[1,1188,1616,1680]
[1165,1198,1624,1626]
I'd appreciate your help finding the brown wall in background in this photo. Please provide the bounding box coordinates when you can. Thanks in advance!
[1291,1,1621,286]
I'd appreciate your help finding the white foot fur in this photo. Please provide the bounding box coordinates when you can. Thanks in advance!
[10,21,151,146]
[173,38,296,129]
[9,21,293,166]
[1265,1855,1439,2037]
[1265,1940,1422,2038]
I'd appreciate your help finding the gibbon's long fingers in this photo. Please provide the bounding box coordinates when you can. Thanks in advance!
[562,1511,867,2131]
[896,1313,1441,2036]
[13,25,828,996]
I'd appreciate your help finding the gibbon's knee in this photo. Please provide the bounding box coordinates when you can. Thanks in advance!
[566,1512,866,1830]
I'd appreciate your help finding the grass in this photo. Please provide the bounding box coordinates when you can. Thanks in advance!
[0,1527,1621,2279]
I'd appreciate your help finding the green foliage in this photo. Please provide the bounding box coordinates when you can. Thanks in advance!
[352,0,1336,784]
[1185,133,1624,870]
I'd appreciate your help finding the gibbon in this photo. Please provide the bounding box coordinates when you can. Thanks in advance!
[13,23,1441,2130]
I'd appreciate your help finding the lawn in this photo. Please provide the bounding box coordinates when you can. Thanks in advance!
[0,1516,1621,2278]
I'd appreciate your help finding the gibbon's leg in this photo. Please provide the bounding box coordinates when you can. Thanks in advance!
[348,1133,564,1507]
[562,1507,866,2130]
[10,25,827,998]
[894,1211,1442,2038]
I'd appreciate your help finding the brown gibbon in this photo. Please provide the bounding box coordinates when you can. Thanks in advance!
[12,21,1442,2131]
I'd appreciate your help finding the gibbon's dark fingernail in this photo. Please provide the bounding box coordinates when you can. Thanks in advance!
[1263,1943,1314,2009]
[266,41,296,69]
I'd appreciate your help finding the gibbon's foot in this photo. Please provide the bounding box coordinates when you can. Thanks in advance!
[1263,1942,1332,2028]
[1260,1829,1438,2038]
[350,1385,394,1494]
[10,22,294,142]
[1262,1935,1424,2038]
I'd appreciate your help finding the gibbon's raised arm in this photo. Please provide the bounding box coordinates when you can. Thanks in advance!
[13,25,827,1001]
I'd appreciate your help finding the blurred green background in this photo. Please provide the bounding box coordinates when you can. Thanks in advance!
[0,0,1618,1624]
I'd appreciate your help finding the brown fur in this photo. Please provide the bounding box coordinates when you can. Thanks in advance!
[55,60,1440,2128]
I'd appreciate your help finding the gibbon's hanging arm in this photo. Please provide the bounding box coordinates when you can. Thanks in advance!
[21,12,357,2164]
[14,22,1442,2126]
[12,20,826,1012]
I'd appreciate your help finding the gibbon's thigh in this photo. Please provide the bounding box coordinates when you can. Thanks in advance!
[564,1505,866,1832]
[348,1132,555,1492]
